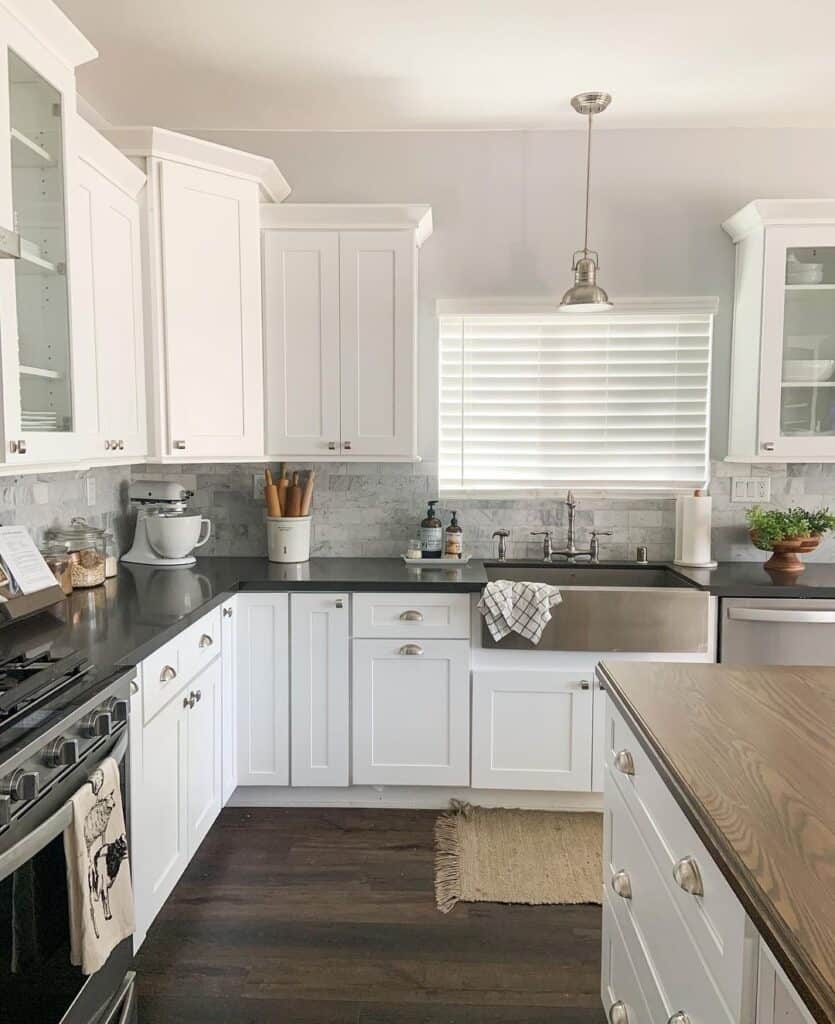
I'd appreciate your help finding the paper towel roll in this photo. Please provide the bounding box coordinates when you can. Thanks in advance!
[674,494,718,568]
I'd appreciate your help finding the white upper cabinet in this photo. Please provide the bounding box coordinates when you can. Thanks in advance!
[105,126,290,460]
[724,199,835,462]
[0,0,97,466]
[73,117,147,460]
[262,204,432,461]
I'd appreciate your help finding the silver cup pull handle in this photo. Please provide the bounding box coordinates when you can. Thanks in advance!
[160,665,177,683]
[608,1001,629,1024]
[668,1014,692,1024]
[613,749,635,776]
[399,644,423,656]
[198,634,213,649]
[611,869,632,900]
[672,856,704,897]
[399,610,424,622]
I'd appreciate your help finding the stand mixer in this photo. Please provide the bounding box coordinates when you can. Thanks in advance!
[122,480,212,567]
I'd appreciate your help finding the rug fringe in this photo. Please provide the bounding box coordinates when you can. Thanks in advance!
[433,803,466,914]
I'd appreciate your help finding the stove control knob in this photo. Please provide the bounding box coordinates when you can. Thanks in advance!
[44,737,80,768]
[0,795,10,827]
[82,710,113,739]
[1,769,40,802]
[104,698,129,724]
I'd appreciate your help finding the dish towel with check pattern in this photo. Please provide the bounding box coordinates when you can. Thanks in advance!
[477,580,562,644]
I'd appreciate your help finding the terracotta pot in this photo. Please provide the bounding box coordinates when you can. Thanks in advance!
[764,538,806,573]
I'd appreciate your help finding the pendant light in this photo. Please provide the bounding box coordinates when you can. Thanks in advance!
[559,91,612,311]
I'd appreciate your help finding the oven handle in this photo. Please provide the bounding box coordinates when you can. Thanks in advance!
[0,726,128,884]
[727,607,835,624]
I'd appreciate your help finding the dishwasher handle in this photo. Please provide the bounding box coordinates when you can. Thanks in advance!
[727,607,835,624]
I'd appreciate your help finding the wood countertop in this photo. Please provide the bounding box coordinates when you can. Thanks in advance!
[597,661,835,1024]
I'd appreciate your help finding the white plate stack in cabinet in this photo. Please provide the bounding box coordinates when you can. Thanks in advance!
[261,204,432,461]
[104,126,291,460]
[724,199,835,462]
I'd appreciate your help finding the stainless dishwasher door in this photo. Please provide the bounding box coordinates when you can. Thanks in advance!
[720,597,835,664]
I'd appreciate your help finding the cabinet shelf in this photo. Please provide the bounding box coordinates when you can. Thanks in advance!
[20,364,62,380]
[11,127,54,165]
[781,381,835,388]
[785,283,835,292]
[17,238,61,274]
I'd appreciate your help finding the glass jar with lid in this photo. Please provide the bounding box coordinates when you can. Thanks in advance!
[40,541,73,596]
[44,518,106,588]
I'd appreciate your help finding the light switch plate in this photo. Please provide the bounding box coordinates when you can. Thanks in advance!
[731,476,771,503]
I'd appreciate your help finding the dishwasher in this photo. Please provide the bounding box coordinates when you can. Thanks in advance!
[720,597,835,664]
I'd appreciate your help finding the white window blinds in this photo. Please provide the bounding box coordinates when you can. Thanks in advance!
[439,305,714,493]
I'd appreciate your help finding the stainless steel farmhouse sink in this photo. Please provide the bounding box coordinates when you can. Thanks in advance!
[482,561,710,653]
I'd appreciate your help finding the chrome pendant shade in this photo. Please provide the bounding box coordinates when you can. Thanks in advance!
[559,91,612,311]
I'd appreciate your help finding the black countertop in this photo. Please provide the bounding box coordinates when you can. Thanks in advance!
[3,556,835,684]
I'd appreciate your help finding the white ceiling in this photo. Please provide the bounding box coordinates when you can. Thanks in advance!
[57,0,835,131]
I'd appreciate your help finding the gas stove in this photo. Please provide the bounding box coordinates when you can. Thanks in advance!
[0,644,132,831]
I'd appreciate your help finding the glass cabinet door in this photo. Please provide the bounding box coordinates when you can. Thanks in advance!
[761,227,835,456]
[8,50,73,436]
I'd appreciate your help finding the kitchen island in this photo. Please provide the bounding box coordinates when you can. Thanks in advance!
[598,660,835,1024]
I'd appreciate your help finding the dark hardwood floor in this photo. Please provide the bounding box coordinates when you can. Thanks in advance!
[136,807,606,1023]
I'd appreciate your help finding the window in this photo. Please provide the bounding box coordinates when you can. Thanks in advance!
[438,300,716,494]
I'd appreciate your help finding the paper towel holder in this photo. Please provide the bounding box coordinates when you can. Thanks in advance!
[673,489,718,569]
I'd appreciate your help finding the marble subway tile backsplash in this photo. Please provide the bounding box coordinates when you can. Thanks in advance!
[3,460,835,564]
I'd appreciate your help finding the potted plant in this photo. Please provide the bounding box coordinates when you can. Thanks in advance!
[745,505,834,572]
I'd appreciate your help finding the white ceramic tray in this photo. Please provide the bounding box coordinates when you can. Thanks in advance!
[401,554,471,566]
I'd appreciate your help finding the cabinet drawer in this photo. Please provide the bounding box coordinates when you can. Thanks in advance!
[605,702,751,1016]
[605,774,736,1024]
[602,891,666,1024]
[180,607,222,682]
[352,593,470,639]
[142,635,188,725]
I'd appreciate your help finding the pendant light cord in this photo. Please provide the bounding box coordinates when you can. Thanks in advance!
[583,111,593,255]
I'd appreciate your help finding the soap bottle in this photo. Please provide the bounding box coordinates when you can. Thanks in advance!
[444,510,463,558]
[420,500,443,559]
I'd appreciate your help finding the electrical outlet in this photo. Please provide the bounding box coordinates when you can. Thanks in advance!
[85,475,96,507]
[731,476,771,503]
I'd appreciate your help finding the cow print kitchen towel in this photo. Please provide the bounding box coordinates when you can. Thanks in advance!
[64,756,134,974]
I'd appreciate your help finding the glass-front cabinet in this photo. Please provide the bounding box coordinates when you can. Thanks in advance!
[0,9,95,464]
[724,201,835,461]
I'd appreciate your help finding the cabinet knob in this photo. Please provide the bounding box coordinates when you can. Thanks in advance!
[613,749,635,776]
[399,609,424,622]
[667,1014,692,1024]
[222,606,233,618]
[192,689,202,704]
[608,1001,629,1024]
[173,440,186,450]
[579,680,590,690]
[160,665,177,683]
[9,439,26,454]
[335,599,344,608]
[183,694,195,709]
[762,441,775,452]
[672,856,704,897]
[117,440,124,450]
[611,869,632,900]
[104,440,111,451]
[328,441,337,451]
[398,643,423,656]
[198,633,213,649]
[343,441,352,451]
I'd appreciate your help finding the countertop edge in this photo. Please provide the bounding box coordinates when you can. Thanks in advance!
[597,662,834,1024]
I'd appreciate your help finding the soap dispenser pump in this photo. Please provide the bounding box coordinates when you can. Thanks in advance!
[420,500,443,559]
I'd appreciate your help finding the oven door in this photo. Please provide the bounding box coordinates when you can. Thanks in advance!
[0,725,134,1024]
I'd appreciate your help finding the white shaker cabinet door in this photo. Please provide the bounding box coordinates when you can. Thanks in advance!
[74,158,147,459]
[756,940,816,1024]
[353,638,470,785]
[132,692,188,946]
[220,599,237,805]
[263,230,341,456]
[471,669,594,791]
[290,593,350,786]
[160,161,263,457]
[185,657,223,855]
[339,230,417,458]
[236,594,290,785]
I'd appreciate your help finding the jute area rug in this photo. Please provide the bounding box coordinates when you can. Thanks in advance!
[434,801,603,914]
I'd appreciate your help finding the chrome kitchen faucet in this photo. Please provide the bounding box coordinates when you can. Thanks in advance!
[531,490,611,562]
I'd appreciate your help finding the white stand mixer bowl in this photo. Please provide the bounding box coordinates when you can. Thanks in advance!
[146,514,211,560]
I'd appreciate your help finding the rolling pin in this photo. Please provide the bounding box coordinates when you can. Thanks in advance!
[264,469,282,518]
[300,470,316,516]
[285,471,302,517]
[277,475,289,516]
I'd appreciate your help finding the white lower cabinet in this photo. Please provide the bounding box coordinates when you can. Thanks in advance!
[756,940,815,1024]
[235,593,290,785]
[132,651,222,949]
[471,669,593,791]
[220,598,237,804]
[290,593,350,786]
[352,638,470,785]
